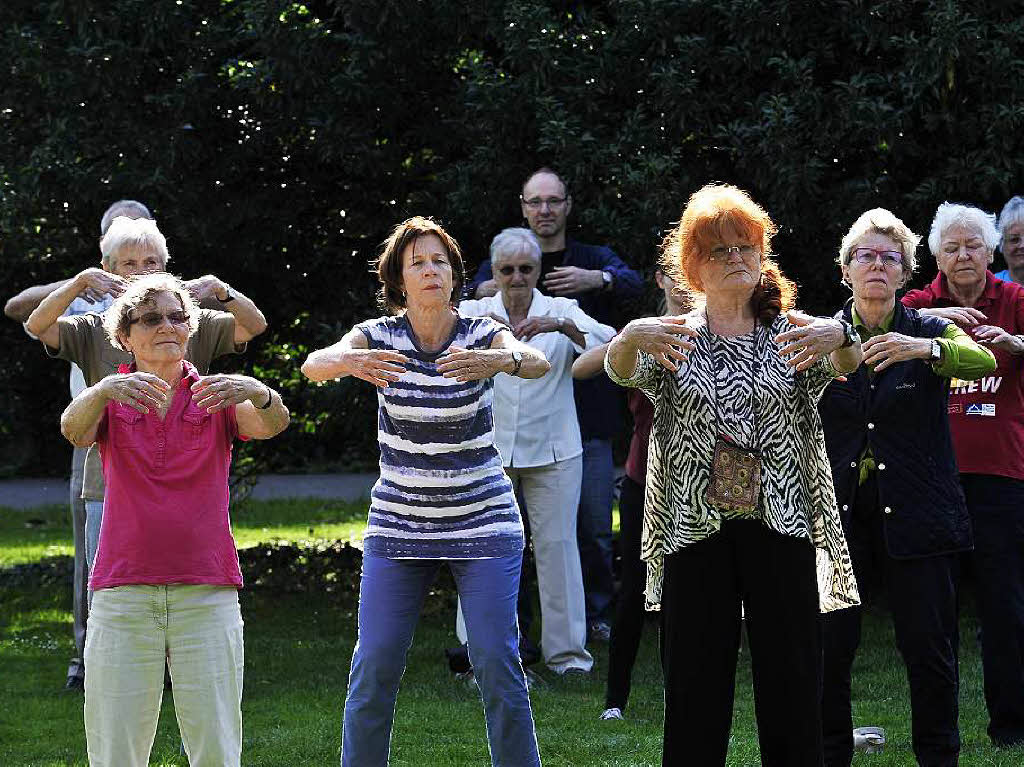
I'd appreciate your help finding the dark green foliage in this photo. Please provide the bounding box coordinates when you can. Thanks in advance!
[3,0,1022,476]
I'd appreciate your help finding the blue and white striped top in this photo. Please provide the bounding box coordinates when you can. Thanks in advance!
[357,314,525,559]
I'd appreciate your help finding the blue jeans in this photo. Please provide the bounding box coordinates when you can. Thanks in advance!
[577,438,615,622]
[341,553,541,767]
[85,499,104,571]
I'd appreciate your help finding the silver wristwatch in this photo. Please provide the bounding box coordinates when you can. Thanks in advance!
[601,270,613,290]
[929,339,942,363]
[838,319,860,349]
[509,350,523,376]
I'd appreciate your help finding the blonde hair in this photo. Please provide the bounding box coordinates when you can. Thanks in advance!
[99,216,170,270]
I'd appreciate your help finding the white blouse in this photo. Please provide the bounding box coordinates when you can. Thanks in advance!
[459,289,615,468]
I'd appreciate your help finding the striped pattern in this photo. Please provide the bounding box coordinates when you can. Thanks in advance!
[358,315,525,559]
[606,311,859,613]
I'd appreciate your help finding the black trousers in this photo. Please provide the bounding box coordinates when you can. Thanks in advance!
[961,473,1024,747]
[661,518,823,767]
[821,474,960,767]
[604,476,655,710]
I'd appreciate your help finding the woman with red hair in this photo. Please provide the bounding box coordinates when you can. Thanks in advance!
[605,184,862,766]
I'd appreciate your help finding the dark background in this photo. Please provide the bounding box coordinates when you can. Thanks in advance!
[2,0,1021,478]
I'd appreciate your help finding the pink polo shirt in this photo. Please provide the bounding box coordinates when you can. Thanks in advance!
[89,360,244,590]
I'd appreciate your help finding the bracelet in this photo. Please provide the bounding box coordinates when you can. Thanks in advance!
[257,384,274,409]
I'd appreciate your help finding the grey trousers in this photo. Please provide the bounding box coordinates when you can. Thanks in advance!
[68,446,89,680]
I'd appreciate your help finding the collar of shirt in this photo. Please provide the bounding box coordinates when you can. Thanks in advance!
[478,288,555,322]
[851,304,895,340]
[116,359,202,397]
[927,269,1001,309]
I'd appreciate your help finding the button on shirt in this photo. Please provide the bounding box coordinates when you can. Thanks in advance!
[89,360,246,590]
[459,290,615,468]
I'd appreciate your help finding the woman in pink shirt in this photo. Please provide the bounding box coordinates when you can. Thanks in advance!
[60,273,289,767]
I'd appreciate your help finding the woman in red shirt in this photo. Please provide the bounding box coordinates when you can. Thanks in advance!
[61,273,289,767]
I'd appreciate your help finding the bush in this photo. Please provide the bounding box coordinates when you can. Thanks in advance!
[3,0,1022,476]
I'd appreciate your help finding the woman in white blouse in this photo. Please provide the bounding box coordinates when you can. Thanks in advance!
[459,227,615,674]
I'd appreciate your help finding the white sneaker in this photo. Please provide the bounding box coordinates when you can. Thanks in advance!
[600,707,624,721]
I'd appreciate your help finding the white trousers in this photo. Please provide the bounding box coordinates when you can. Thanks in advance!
[84,585,244,767]
[459,455,593,672]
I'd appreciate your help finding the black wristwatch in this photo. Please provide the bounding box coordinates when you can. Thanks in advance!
[837,319,860,349]
[509,350,523,377]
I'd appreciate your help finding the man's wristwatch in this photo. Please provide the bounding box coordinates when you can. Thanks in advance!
[219,286,236,304]
[601,270,613,290]
[929,339,943,363]
[837,319,860,349]
[556,316,565,331]
[509,350,523,376]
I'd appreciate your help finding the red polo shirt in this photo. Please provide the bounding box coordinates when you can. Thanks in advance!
[903,271,1024,480]
[90,360,244,590]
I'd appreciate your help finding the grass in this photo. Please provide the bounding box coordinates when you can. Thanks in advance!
[2,500,1023,765]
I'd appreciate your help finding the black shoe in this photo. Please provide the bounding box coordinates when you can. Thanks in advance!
[63,675,84,693]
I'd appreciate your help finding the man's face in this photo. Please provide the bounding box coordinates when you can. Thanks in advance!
[108,245,166,278]
[520,173,571,241]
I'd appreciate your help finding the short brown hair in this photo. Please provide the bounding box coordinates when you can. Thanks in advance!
[660,184,796,326]
[375,216,465,314]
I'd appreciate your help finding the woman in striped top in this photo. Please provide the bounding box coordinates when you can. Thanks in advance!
[301,216,547,767]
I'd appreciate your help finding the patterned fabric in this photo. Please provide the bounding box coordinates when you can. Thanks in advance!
[357,314,525,559]
[605,311,859,613]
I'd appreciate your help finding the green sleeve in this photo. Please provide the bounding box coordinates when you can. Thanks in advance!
[187,309,244,374]
[932,324,997,380]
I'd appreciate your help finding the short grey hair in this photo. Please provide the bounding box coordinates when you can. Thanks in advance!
[489,227,542,265]
[837,208,921,279]
[100,199,152,235]
[99,216,170,270]
[104,273,199,352]
[927,202,999,256]
[998,195,1024,248]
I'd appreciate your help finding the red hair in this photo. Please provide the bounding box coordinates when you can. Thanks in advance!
[660,184,796,325]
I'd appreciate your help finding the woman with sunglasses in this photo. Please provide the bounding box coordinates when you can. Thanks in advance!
[818,208,994,767]
[60,272,289,766]
[458,227,615,675]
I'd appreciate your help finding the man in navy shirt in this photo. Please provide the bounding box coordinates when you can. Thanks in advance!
[468,168,643,643]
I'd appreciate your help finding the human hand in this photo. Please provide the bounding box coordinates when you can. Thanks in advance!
[184,275,230,303]
[475,280,499,299]
[513,316,561,341]
[919,306,987,328]
[75,268,126,303]
[101,371,170,414]
[191,374,266,413]
[861,332,932,372]
[341,349,409,387]
[436,345,509,381]
[775,311,846,371]
[620,315,698,372]
[971,325,1024,355]
[543,266,603,295]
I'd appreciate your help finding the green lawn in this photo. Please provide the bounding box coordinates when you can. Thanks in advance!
[1,500,1022,766]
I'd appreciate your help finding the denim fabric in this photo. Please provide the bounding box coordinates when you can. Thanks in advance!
[342,553,540,767]
[577,438,615,622]
[85,585,244,767]
[68,446,88,680]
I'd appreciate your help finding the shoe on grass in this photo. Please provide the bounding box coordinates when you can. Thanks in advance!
[600,707,624,721]
[588,620,612,643]
[63,675,84,693]
[853,726,885,753]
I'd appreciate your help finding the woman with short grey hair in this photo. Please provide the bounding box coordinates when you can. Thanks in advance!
[996,195,1024,285]
[459,226,615,675]
[903,201,1024,748]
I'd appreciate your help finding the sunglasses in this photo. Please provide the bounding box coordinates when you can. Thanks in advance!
[128,310,189,328]
[498,264,536,276]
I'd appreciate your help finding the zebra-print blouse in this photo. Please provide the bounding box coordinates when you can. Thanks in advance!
[606,310,860,614]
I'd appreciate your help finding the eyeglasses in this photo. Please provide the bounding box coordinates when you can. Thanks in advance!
[497,264,535,276]
[128,310,189,328]
[521,196,568,210]
[708,244,758,261]
[852,248,903,266]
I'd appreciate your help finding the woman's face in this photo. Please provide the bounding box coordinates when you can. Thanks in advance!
[936,223,992,292]
[655,269,685,314]
[842,232,905,302]
[493,246,540,303]
[400,234,453,308]
[695,224,762,300]
[1002,221,1024,275]
[121,291,190,365]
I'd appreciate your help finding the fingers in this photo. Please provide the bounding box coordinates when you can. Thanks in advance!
[787,348,820,371]
[774,327,812,344]
[785,309,815,327]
